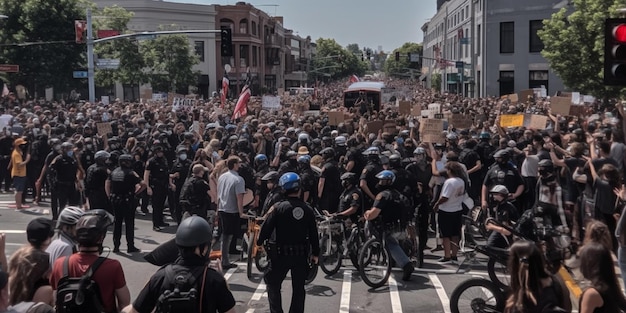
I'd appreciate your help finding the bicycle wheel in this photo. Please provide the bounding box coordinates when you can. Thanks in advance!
[487,257,509,290]
[449,278,504,313]
[255,247,269,272]
[247,233,255,279]
[319,235,342,275]
[358,237,391,288]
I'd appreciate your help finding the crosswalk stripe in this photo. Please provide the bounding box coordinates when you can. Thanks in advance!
[339,270,352,313]
[388,275,403,313]
[429,273,452,313]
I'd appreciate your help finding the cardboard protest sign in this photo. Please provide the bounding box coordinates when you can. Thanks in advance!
[96,122,112,136]
[450,114,473,129]
[366,121,383,134]
[550,97,572,116]
[420,118,445,143]
[399,101,411,115]
[519,89,534,102]
[261,95,281,109]
[523,114,548,129]
[328,111,344,126]
[499,115,524,128]
[411,105,421,117]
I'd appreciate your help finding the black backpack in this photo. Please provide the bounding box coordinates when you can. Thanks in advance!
[55,256,106,313]
[155,265,207,313]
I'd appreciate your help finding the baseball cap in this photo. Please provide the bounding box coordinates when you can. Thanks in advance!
[27,218,54,247]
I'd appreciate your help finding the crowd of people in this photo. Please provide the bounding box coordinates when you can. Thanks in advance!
[0,76,625,312]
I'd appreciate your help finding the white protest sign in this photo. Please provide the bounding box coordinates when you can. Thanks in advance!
[262,95,281,109]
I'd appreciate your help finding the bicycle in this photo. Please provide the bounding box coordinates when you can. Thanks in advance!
[241,213,269,280]
[317,213,367,275]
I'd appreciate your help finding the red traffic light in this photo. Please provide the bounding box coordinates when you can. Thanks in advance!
[615,24,626,43]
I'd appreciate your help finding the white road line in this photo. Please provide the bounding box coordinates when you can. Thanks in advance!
[429,273,452,313]
[388,275,403,313]
[339,270,352,313]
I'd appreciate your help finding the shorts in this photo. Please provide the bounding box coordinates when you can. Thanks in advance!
[438,210,463,238]
[12,176,27,192]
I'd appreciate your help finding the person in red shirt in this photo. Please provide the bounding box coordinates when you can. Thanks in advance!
[49,210,130,313]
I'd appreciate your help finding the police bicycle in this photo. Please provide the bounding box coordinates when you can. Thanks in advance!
[317,211,367,275]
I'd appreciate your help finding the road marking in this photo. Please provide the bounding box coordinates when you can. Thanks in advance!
[429,273,452,313]
[388,275,403,313]
[339,270,352,313]
[0,230,26,234]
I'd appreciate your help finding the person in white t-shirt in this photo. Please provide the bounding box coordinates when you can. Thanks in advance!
[432,161,466,264]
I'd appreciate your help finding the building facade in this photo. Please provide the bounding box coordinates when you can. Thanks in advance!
[93,0,218,100]
[422,0,566,97]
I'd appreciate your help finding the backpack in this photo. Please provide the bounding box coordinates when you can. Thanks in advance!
[155,265,207,313]
[55,256,106,313]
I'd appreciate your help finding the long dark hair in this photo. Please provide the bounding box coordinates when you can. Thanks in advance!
[579,242,626,311]
[505,241,551,313]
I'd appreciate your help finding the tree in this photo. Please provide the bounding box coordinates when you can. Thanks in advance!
[0,0,88,96]
[93,5,147,99]
[141,26,200,93]
[539,0,626,98]
[384,42,422,77]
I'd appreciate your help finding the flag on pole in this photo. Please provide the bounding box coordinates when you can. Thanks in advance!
[232,84,250,120]
[220,76,229,108]
[349,74,360,83]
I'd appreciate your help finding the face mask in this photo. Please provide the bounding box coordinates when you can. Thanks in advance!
[67,151,74,158]
[179,154,187,161]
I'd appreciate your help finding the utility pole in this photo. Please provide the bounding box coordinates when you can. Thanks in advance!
[86,8,95,103]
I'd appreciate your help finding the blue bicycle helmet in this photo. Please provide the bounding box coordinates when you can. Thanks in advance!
[279,172,301,191]
[375,170,396,184]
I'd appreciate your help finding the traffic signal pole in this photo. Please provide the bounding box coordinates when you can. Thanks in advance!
[85,8,222,103]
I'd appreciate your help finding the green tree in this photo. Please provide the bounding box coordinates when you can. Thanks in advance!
[539,0,626,98]
[0,0,88,96]
[141,26,200,93]
[384,42,422,77]
[93,5,146,99]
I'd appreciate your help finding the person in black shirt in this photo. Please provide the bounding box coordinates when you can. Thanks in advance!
[107,154,146,253]
[144,145,170,231]
[318,148,341,214]
[168,146,193,224]
[257,172,319,313]
[50,142,79,218]
[85,150,112,214]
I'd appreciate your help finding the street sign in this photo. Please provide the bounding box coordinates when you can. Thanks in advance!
[96,59,120,70]
[0,64,19,73]
[456,61,464,69]
[73,71,88,78]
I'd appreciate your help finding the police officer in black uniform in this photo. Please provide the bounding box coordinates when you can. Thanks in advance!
[107,154,146,253]
[364,170,414,281]
[179,164,211,221]
[359,147,383,209]
[144,145,170,231]
[168,146,193,224]
[50,142,79,217]
[257,172,320,313]
[335,173,363,223]
[260,171,282,216]
[85,150,112,213]
[126,216,236,313]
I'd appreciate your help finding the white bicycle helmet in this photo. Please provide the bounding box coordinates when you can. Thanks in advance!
[56,206,85,228]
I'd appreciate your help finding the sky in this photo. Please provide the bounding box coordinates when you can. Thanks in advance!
[167,0,437,52]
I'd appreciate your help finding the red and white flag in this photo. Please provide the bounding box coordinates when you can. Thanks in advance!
[220,76,229,108]
[232,84,250,120]
[349,74,360,83]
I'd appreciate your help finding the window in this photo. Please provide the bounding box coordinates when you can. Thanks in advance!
[500,22,514,53]
[499,71,515,96]
[251,21,257,36]
[529,20,544,52]
[239,19,248,34]
[252,46,258,67]
[239,44,249,67]
[194,41,205,62]
[529,70,548,90]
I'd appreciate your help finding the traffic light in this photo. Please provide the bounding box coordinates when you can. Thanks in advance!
[220,28,233,57]
[395,52,400,61]
[604,18,626,85]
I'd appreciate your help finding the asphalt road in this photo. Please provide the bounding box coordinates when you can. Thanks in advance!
[0,194,583,313]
